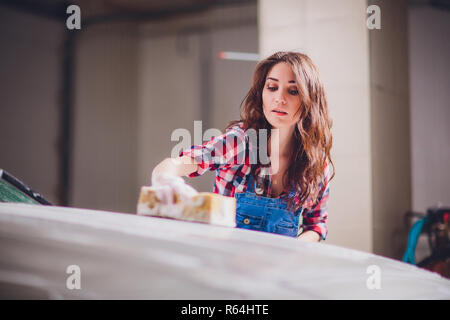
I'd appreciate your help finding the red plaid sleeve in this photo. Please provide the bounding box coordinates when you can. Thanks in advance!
[301,160,331,241]
[178,125,247,177]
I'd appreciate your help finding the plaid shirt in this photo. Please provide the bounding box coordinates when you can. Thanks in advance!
[179,123,330,240]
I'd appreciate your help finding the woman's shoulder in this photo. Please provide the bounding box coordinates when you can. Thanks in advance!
[225,121,244,131]
[223,121,247,138]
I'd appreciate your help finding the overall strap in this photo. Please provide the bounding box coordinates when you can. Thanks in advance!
[246,174,255,193]
[287,181,297,197]
[246,172,267,196]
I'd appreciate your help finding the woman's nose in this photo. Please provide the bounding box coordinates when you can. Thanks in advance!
[275,93,286,105]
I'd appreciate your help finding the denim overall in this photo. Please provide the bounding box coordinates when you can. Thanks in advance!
[234,174,302,237]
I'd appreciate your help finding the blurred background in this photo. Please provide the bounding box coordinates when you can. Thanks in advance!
[0,0,449,263]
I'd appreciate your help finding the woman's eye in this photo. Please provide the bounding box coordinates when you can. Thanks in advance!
[289,89,299,95]
[267,86,277,91]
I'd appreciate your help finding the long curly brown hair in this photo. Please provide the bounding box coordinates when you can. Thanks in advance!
[227,51,335,212]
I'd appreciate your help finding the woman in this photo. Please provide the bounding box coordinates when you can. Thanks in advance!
[151,51,335,242]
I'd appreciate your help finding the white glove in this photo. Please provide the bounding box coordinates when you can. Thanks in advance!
[151,173,198,205]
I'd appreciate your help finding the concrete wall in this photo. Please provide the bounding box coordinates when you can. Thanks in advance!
[369,0,412,259]
[136,32,204,191]
[259,0,374,253]
[0,7,62,205]
[71,22,139,213]
[408,5,450,262]
[409,6,450,213]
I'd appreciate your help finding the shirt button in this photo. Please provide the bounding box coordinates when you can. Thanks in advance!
[243,218,250,225]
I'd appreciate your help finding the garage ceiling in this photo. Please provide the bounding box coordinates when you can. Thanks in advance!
[0,0,256,22]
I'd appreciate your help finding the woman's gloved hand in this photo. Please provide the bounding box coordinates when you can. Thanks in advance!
[151,173,198,205]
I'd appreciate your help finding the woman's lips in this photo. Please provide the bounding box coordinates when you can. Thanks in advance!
[272,110,288,116]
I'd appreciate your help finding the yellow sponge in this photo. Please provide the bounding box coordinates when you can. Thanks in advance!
[137,186,236,227]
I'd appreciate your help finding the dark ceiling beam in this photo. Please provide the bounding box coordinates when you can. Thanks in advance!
[0,0,257,25]
[83,0,256,26]
[409,0,450,10]
[0,0,69,21]
[430,0,450,10]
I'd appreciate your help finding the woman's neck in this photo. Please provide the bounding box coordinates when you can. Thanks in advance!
[268,125,296,159]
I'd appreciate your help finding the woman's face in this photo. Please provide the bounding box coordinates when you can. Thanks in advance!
[262,62,301,130]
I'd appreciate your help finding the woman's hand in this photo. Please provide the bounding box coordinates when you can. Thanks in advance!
[151,173,198,205]
[151,156,200,204]
[297,230,321,242]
